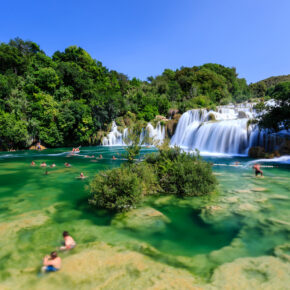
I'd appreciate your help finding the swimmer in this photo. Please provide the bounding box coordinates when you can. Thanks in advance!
[60,231,76,251]
[99,154,103,159]
[64,162,71,167]
[31,161,36,166]
[112,156,117,160]
[41,251,61,273]
[36,142,42,151]
[253,164,263,176]
[50,163,56,168]
[40,162,47,167]
[77,172,87,179]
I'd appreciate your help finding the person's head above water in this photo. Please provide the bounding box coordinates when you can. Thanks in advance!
[50,251,58,259]
[63,231,69,237]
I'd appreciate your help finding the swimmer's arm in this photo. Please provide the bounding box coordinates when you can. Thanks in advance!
[43,255,50,266]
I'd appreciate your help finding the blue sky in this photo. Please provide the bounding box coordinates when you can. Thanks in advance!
[1,0,289,83]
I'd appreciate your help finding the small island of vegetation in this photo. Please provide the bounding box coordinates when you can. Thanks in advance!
[89,144,217,212]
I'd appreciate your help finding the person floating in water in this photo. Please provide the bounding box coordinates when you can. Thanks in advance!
[41,251,61,273]
[99,154,103,159]
[253,164,263,176]
[112,156,117,160]
[64,162,71,167]
[60,231,76,251]
[50,163,56,168]
[77,172,87,179]
[40,162,47,167]
[31,161,36,166]
[72,147,80,153]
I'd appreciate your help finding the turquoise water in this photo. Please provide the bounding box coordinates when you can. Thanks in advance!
[0,147,289,288]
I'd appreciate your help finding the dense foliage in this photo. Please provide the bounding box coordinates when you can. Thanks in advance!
[89,167,143,211]
[255,82,290,131]
[0,38,251,150]
[145,148,217,197]
[254,74,290,89]
[89,147,217,211]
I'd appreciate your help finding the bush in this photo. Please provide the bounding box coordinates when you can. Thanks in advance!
[131,162,161,195]
[89,167,143,211]
[145,147,217,197]
[89,147,217,212]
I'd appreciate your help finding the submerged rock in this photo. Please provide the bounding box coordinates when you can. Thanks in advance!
[208,256,290,290]
[111,207,170,234]
[251,187,267,192]
[274,243,290,262]
[34,242,200,290]
[236,189,252,194]
[236,203,259,212]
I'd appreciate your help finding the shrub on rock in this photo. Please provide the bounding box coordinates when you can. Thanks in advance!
[89,167,143,211]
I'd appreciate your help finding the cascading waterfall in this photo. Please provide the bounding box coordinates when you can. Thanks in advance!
[102,121,165,146]
[142,123,165,145]
[102,102,288,155]
[170,103,276,156]
[102,121,128,146]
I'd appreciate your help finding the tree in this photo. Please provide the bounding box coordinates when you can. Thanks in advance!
[256,82,290,131]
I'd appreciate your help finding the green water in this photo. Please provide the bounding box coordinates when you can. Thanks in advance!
[0,147,289,288]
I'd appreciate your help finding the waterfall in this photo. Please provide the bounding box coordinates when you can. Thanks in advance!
[102,121,165,146]
[144,123,165,145]
[170,104,261,156]
[102,121,128,146]
[102,102,287,155]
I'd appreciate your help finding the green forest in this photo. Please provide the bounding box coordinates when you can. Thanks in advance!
[0,38,287,150]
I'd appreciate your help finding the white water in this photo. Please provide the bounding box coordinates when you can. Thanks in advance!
[102,121,128,146]
[102,121,165,146]
[103,103,288,156]
[245,155,290,166]
[170,103,286,156]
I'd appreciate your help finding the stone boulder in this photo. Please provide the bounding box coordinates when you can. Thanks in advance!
[248,146,265,158]
[166,114,181,138]
[111,207,170,234]
[238,111,247,118]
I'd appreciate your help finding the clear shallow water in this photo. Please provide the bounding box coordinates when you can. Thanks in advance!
[0,147,289,288]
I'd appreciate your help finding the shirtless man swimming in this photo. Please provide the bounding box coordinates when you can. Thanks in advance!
[41,251,61,273]
[253,164,263,176]
[60,231,76,250]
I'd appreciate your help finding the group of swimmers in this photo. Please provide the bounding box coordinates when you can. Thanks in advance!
[72,147,80,153]
[41,231,76,273]
[31,161,71,168]
[31,161,87,178]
